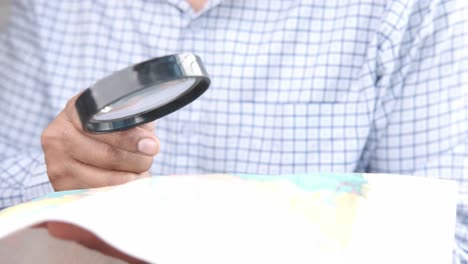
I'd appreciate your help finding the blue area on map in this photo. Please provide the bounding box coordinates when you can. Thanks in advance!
[34,173,368,202]
[236,173,367,195]
[32,189,88,201]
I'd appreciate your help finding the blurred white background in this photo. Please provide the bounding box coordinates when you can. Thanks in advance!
[0,0,10,30]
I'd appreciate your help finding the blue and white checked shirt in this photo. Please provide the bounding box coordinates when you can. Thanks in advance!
[0,0,467,261]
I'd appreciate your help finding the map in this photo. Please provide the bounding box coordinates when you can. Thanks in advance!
[0,173,458,264]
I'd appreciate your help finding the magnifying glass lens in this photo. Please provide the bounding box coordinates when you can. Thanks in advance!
[93,78,196,121]
[76,53,210,133]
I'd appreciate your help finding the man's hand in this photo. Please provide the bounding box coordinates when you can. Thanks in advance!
[41,94,160,191]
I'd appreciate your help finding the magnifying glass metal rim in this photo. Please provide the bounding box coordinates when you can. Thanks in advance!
[75,53,210,133]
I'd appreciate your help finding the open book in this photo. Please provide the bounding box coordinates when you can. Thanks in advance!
[0,173,458,263]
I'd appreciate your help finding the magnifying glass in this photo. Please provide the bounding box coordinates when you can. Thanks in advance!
[75,53,210,133]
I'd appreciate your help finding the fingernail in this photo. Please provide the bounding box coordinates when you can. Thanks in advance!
[138,138,159,155]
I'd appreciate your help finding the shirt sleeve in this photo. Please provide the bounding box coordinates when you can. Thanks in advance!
[362,0,468,262]
[0,0,54,208]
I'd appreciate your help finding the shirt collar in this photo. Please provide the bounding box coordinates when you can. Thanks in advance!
[166,0,223,18]
[165,0,191,13]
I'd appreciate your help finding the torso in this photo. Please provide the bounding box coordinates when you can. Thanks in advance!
[33,0,387,175]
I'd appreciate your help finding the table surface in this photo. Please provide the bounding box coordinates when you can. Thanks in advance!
[0,228,126,264]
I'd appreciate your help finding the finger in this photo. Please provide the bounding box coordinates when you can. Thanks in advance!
[60,113,159,157]
[53,160,147,191]
[46,221,146,264]
[64,93,160,156]
[63,124,153,173]
[91,127,160,156]
[139,121,156,132]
